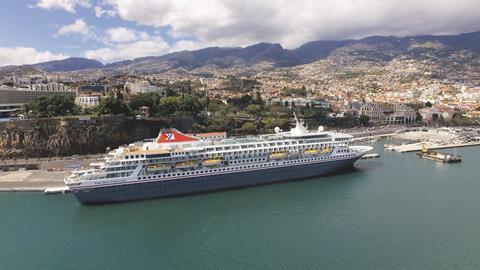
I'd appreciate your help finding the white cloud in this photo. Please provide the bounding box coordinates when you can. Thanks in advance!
[84,36,170,62]
[34,0,91,13]
[56,19,91,37]
[0,47,67,66]
[106,27,140,43]
[103,0,480,48]
[94,6,116,18]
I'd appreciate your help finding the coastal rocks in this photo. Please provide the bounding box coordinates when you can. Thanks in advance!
[0,116,193,159]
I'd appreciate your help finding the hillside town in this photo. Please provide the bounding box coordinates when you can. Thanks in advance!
[1,50,479,127]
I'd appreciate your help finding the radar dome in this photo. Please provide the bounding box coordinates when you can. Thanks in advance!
[274,127,281,134]
[318,126,324,132]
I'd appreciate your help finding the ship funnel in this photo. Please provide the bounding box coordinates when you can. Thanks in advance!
[156,128,199,144]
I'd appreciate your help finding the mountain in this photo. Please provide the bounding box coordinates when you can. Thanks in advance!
[2,30,479,74]
[0,65,42,77]
[102,31,480,73]
[32,57,104,72]
[104,43,293,71]
[292,40,354,64]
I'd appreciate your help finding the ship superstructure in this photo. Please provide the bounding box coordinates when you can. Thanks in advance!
[66,116,372,204]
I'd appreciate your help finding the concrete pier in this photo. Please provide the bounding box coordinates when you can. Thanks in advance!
[385,141,480,153]
[0,170,67,192]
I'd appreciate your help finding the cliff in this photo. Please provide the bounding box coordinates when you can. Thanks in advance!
[0,116,193,159]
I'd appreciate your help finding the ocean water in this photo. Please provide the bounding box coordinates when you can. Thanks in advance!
[1,140,480,270]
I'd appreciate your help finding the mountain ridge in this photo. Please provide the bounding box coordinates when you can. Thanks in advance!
[3,30,479,73]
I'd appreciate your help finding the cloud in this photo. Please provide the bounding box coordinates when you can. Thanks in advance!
[106,27,143,43]
[103,0,480,48]
[34,0,91,13]
[94,6,116,18]
[84,36,170,62]
[56,19,91,37]
[0,47,67,66]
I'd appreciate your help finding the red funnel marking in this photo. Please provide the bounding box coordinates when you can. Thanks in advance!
[156,129,199,143]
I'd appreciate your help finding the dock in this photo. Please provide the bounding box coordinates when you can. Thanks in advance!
[0,170,67,192]
[385,141,480,153]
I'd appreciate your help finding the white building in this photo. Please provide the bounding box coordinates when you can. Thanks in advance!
[30,83,67,92]
[125,81,164,95]
[75,93,102,108]
[359,103,383,122]
[383,104,417,124]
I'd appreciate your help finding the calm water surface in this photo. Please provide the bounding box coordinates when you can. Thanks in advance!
[1,140,480,270]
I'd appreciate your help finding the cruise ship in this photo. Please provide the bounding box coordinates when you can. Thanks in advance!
[65,116,373,204]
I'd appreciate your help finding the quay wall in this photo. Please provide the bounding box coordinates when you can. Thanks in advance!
[0,116,193,159]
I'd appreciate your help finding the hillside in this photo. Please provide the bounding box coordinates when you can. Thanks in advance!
[1,31,479,74]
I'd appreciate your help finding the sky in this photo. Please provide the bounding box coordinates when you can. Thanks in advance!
[0,0,479,66]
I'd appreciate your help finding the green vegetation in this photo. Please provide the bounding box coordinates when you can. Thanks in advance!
[24,95,78,118]
[22,90,390,135]
[281,86,307,97]
[128,92,161,114]
[95,96,131,116]
[359,115,370,126]
[450,113,475,126]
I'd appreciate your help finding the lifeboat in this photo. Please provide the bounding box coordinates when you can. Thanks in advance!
[202,159,223,167]
[304,149,321,156]
[321,147,333,154]
[270,152,288,160]
[175,161,198,169]
[146,164,171,172]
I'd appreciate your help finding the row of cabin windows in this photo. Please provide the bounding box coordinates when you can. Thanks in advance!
[205,137,339,151]
[113,144,338,166]
[113,143,344,168]
[125,154,145,160]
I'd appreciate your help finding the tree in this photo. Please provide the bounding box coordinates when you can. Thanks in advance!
[227,94,254,109]
[129,93,161,114]
[254,91,264,105]
[425,101,433,107]
[95,96,131,115]
[158,95,203,116]
[24,95,78,118]
[116,90,124,100]
[245,104,262,116]
[359,115,370,126]
[239,122,258,134]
